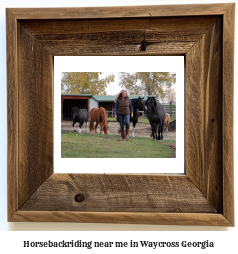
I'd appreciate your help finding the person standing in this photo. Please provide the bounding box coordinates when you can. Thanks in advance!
[114,90,133,141]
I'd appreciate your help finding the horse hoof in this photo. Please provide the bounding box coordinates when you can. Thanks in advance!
[153,139,156,141]
[74,130,76,132]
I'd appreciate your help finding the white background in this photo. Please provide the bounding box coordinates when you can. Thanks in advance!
[0,0,237,253]
[55,56,184,173]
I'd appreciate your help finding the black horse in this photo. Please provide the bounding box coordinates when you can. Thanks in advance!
[130,97,146,137]
[145,96,167,141]
[72,107,88,133]
[117,96,146,137]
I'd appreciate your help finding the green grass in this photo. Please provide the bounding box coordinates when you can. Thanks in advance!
[61,132,175,158]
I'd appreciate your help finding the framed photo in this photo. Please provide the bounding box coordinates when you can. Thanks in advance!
[7,3,234,225]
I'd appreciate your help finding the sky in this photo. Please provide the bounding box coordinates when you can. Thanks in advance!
[56,56,182,97]
[100,72,176,98]
[100,72,122,95]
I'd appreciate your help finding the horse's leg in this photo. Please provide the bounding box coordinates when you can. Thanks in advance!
[160,120,164,140]
[95,122,98,134]
[152,123,156,141]
[153,125,156,141]
[78,121,82,133]
[72,120,76,132]
[85,120,88,132]
[154,123,158,140]
[149,119,153,138]
[100,123,104,134]
[157,121,161,140]
[157,120,163,140]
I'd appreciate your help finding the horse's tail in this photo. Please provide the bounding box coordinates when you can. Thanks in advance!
[89,121,94,133]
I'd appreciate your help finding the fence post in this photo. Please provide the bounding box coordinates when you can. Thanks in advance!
[170,101,172,116]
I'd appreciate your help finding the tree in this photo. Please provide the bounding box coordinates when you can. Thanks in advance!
[61,72,115,95]
[164,87,176,103]
[118,72,176,100]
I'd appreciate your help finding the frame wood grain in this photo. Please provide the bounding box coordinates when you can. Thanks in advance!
[7,3,234,226]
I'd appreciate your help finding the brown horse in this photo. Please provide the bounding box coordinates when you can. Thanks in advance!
[90,107,108,134]
[164,113,170,132]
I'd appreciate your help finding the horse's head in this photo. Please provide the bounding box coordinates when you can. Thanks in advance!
[72,107,77,118]
[134,96,146,112]
[145,97,157,114]
[103,122,109,134]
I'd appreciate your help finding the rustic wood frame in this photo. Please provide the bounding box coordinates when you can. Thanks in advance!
[7,4,234,226]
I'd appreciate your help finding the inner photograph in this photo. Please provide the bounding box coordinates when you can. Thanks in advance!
[54,56,184,174]
[61,71,176,156]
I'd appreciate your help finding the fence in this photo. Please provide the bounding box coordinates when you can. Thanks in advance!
[163,101,176,118]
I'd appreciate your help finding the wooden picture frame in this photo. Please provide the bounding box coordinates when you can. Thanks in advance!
[7,3,234,226]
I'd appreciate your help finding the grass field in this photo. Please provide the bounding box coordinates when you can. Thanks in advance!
[61,132,175,158]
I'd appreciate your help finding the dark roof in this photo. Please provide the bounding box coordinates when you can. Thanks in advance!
[93,95,115,102]
[93,95,149,102]
[61,94,98,101]
[61,93,93,97]
[61,94,149,102]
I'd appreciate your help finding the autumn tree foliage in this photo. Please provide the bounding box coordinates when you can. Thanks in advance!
[61,72,115,95]
[164,87,176,103]
[118,72,176,100]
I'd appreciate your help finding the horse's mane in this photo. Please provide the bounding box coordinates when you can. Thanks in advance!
[100,107,108,127]
[100,107,107,118]
[148,96,158,113]
[72,106,78,116]
[132,96,145,111]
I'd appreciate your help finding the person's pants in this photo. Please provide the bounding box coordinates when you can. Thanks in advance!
[117,114,130,130]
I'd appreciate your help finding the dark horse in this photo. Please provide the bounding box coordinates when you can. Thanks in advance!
[117,96,146,137]
[90,107,109,134]
[145,96,167,141]
[72,107,88,133]
[130,97,146,137]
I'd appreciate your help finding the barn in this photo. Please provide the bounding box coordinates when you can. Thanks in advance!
[93,96,115,117]
[93,95,149,117]
[61,94,149,119]
[61,94,98,120]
